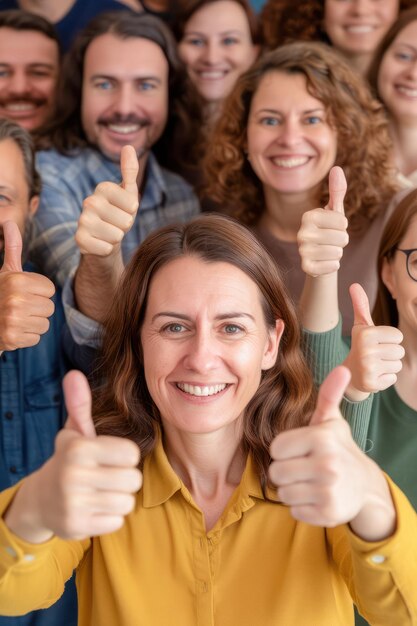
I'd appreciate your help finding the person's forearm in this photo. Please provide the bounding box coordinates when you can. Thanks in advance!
[74,252,125,323]
[299,273,339,332]
[349,463,396,542]
[4,470,53,544]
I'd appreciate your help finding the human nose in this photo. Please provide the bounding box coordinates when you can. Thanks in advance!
[113,83,137,116]
[276,118,302,148]
[183,329,219,374]
[201,41,222,65]
[406,59,417,81]
[7,70,28,95]
[349,0,373,16]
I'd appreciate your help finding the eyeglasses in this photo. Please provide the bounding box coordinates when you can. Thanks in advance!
[396,248,417,282]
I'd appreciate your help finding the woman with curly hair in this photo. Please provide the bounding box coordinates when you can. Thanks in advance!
[0,214,416,625]
[205,42,400,334]
[368,7,417,188]
[260,0,417,77]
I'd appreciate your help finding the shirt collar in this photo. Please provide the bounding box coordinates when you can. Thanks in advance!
[142,434,275,509]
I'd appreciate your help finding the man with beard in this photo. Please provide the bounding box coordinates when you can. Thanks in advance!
[0,119,77,626]
[0,11,60,132]
[30,11,199,305]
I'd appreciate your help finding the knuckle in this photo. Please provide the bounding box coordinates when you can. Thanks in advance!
[95,181,115,197]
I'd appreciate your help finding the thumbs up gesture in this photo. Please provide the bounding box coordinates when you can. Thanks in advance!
[297,167,349,277]
[0,221,55,351]
[269,367,396,539]
[343,283,404,401]
[4,370,142,543]
[76,145,140,257]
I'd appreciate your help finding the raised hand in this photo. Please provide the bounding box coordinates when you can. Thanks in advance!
[0,220,55,351]
[269,366,396,539]
[297,166,349,277]
[4,370,142,542]
[343,283,404,401]
[76,145,140,257]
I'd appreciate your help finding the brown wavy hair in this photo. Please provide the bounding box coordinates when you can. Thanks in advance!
[205,41,398,231]
[34,11,184,161]
[260,0,417,51]
[373,188,417,327]
[368,6,417,99]
[92,214,316,488]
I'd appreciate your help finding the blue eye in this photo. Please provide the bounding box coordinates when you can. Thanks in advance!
[260,117,279,126]
[164,323,186,333]
[395,52,413,62]
[186,37,205,47]
[224,324,243,334]
[95,80,113,90]
[222,37,239,46]
[139,81,155,92]
[305,116,322,125]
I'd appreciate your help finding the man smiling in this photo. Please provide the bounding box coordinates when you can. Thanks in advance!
[30,11,199,290]
[0,11,60,131]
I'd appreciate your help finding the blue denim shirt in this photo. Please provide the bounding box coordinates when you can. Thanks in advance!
[0,265,77,626]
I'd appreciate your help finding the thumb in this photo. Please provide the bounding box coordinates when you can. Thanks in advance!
[325,166,347,214]
[120,145,139,198]
[350,283,374,327]
[310,366,351,425]
[1,221,23,272]
[63,370,96,438]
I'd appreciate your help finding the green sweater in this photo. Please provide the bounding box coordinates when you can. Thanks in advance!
[302,320,417,626]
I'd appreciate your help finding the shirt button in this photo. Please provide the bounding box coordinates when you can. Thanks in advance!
[4,411,13,420]
[370,554,386,564]
[9,466,17,474]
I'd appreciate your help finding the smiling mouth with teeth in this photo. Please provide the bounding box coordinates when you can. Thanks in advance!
[176,383,228,397]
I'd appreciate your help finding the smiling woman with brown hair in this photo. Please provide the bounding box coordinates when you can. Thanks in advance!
[205,41,399,333]
[0,214,416,625]
[260,0,417,77]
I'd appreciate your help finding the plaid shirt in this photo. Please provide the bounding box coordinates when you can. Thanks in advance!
[30,147,200,287]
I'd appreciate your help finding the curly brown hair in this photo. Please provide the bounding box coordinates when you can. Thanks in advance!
[260,0,417,51]
[92,214,316,489]
[205,41,398,231]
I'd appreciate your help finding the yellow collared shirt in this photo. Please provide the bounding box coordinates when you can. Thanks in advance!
[0,436,416,625]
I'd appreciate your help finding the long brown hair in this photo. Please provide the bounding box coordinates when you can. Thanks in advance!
[373,189,417,326]
[92,214,316,487]
[260,0,417,51]
[205,42,398,230]
[34,11,184,159]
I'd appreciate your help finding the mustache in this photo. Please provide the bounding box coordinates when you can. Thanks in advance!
[97,114,151,128]
[0,95,47,107]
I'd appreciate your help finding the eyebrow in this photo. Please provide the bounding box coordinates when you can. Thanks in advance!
[0,184,15,195]
[90,73,162,84]
[151,311,256,323]
[393,42,417,52]
[255,107,325,114]
[184,29,244,36]
[0,62,55,69]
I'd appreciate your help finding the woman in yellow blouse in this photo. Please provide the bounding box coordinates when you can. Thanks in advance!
[0,214,416,626]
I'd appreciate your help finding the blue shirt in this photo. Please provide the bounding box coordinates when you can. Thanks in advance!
[0,265,77,626]
[30,148,200,286]
[0,0,134,52]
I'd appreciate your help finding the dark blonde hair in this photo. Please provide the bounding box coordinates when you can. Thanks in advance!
[373,189,417,327]
[205,41,398,230]
[92,214,316,488]
[260,0,417,51]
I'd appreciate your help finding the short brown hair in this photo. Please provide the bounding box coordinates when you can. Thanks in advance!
[92,214,316,489]
[205,41,398,231]
[0,9,60,50]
